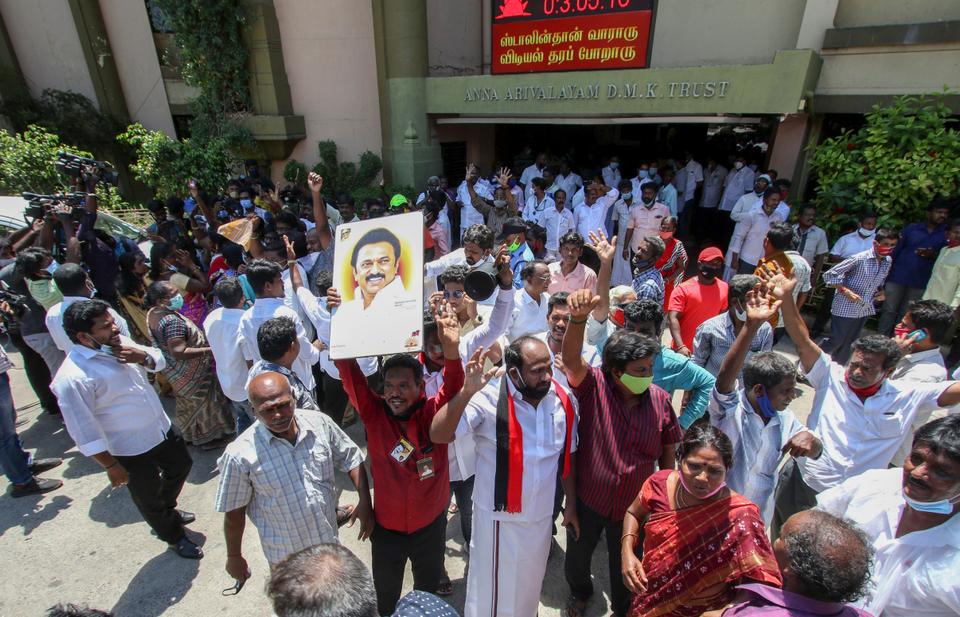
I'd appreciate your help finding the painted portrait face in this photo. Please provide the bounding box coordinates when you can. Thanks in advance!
[353,241,398,298]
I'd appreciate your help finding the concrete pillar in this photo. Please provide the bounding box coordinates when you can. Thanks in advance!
[796,0,840,51]
[374,0,442,187]
[0,9,27,130]
[67,0,130,123]
[768,113,812,184]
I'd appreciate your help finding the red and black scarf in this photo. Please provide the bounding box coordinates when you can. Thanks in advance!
[494,378,575,513]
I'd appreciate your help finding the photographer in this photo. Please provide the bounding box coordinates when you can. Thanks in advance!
[74,194,122,306]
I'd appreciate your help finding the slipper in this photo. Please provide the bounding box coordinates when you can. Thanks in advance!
[565,596,587,617]
[436,576,453,596]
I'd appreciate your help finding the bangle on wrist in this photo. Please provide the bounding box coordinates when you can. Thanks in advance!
[570,317,588,324]
[104,461,118,470]
[287,260,297,265]
[621,532,638,542]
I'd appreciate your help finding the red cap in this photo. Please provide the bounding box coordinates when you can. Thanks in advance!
[698,247,724,262]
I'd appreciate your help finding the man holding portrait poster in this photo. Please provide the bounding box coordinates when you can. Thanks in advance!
[328,212,425,359]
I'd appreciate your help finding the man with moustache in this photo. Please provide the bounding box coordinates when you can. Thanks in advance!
[215,373,372,588]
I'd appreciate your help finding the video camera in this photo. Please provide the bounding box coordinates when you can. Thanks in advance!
[0,281,28,334]
[56,151,119,187]
[21,191,89,224]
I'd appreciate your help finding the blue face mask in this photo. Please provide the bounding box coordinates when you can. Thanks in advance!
[621,192,633,201]
[240,198,253,209]
[756,386,778,419]
[637,170,648,179]
[168,293,185,312]
[904,491,960,515]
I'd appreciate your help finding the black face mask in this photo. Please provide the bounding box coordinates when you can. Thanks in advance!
[511,369,550,401]
[699,264,721,279]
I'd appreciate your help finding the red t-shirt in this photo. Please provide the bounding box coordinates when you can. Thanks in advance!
[667,277,728,351]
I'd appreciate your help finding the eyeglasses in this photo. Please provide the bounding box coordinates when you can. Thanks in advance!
[442,290,465,299]
[221,577,247,596]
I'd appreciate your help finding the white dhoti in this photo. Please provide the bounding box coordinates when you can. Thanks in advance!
[465,510,552,617]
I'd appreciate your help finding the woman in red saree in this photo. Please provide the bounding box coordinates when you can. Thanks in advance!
[621,424,781,617]
[655,216,687,311]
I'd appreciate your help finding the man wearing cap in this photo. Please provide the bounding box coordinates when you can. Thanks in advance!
[725,174,771,279]
[500,217,535,290]
[667,247,729,356]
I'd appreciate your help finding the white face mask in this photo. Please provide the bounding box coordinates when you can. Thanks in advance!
[733,301,747,322]
[858,227,876,238]
[734,161,744,170]
[609,162,619,170]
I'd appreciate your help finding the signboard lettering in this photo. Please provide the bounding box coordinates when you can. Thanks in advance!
[464,80,730,102]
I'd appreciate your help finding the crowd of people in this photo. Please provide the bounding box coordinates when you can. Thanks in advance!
[2,151,959,617]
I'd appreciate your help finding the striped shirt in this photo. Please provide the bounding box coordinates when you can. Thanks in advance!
[571,367,683,520]
[693,313,773,377]
[823,249,891,318]
[214,410,365,565]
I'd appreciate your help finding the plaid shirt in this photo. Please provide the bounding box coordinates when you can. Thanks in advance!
[214,410,365,565]
[632,267,664,305]
[823,249,891,318]
[693,313,773,377]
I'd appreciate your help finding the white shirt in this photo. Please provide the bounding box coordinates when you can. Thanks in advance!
[203,307,250,402]
[889,348,949,466]
[629,175,653,198]
[52,336,168,457]
[239,297,320,390]
[699,164,728,209]
[572,186,587,210]
[294,289,377,380]
[797,352,955,492]
[46,296,130,353]
[557,173,582,201]
[683,159,704,201]
[726,193,764,266]
[331,276,422,358]
[817,467,960,617]
[523,194,555,222]
[731,208,787,265]
[750,197,790,222]
[720,166,756,211]
[708,387,807,523]
[793,224,830,266]
[457,377,578,521]
[574,188,618,239]
[519,163,544,188]
[601,164,621,189]
[533,331,601,390]
[281,264,314,340]
[507,290,549,342]
[423,250,497,308]
[539,206,575,252]
[425,287,515,482]
[457,180,493,229]
[832,231,875,258]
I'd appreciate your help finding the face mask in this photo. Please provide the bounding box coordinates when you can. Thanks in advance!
[649,167,657,177]
[621,192,633,201]
[507,239,521,253]
[875,243,894,257]
[858,227,876,238]
[229,190,238,199]
[734,161,744,170]
[949,238,960,248]
[637,170,648,180]
[168,293,185,312]
[733,301,747,322]
[642,196,655,206]
[659,231,674,240]
[511,368,551,400]
[904,490,960,515]
[678,468,727,499]
[633,257,655,271]
[755,386,778,419]
[46,261,59,275]
[699,264,720,279]
[609,162,619,170]
[619,373,653,395]
[493,199,508,209]
[240,199,253,209]
[894,325,910,338]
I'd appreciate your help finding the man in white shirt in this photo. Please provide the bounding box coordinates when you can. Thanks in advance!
[46,263,129,354]
[507,261,550,341]
[629,163,653,197]
[770,270,960,538]
[205,277,257,434]
[539,190,575,263]
[239,259,320,391]
[601,156,621,189]
[696,158,727,240]
[519,152,548,190]
[574,183,618,240]
[793,205,830,279]
[677,152,704,236]
[709,287,820,523]
[557,160,582,206]
[262,242,315,340]
[816,416,960,617]
[457,165,493,241]
[719,156,755,213]
[609,179,639,286]
[523,177,556,224]
[429,336,579,617]
[730,186,786,275]
[831,213,878,260]
[424,224,497,307]
[724,174,770,278]
[51,299,202,558]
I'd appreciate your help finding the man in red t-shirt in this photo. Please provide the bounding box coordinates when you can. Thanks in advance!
[334,305,464,616]
[667,247,729,355]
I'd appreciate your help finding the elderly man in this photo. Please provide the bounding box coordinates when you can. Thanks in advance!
[215,373,371,586]
[817,416,960,617]
[430,336,579,617]
[770,269,960,539]
[507,261,551,342]
[630,235,666,305]
[714,510,874,617]
[562,290,683,617]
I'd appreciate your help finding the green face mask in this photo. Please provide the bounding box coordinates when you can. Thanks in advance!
[507,239,521,253]
[619,373,653,394]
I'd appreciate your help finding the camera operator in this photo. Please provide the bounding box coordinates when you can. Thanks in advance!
[74,194,122,307]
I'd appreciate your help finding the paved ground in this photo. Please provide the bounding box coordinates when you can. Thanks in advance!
[0,334,816,617]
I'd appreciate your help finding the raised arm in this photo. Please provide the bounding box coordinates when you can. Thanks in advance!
[429,347,495,443]
[563,289,600,388]
[588,229,617,322]
[308,172,331,245]
[284,235,304,291]
[716,287,780,394]
[461,247,515,357]
[759,267,821,373]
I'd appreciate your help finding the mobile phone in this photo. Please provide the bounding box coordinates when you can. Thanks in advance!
[909,329,928,342]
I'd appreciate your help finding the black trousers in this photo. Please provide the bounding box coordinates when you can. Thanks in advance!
[9,330,60,413]
[450,475,475,545]
[320,372,348,427]
[565,498,632,617]
[771,458,819,541]
[113,427,192,544]
[371,511,446,616]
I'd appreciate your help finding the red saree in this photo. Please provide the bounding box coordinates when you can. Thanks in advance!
[628,474,782,617]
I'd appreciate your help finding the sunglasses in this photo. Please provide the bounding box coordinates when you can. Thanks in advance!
[443,290,465,299]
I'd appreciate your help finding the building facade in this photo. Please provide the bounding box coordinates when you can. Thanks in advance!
[0,0,958,190]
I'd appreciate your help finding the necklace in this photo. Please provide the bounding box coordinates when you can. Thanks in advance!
[674,476,693,510]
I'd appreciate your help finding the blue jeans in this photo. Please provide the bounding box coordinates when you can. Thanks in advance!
[0,372,32,486]
[231,400,256,434]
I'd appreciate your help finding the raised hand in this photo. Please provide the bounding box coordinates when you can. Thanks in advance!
[327,287,341,310]
[283,234,297,261]
[745,288,782,325]
[588,229,617,265]
[463,346,496,395]
[435,300,461,350]
[756,267,798,301]
[568,289,601,323]
[308,172,324,194]
[497,167,512,188]
[495,244,514,288]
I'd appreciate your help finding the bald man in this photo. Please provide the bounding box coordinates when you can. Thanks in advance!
[215,373,372,586]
